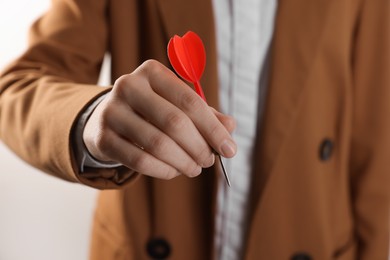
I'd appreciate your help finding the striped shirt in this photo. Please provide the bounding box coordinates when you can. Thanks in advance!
[213,0,278,259]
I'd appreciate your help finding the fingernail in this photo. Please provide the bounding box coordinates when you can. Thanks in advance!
[192,165,202,177]
[202,154,215,168]
[220,140,236,157]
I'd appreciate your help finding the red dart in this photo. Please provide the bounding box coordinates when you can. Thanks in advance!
[167,31,231,187]
[168,31,206,101]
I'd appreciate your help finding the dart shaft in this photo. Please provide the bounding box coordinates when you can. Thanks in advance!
[217,154,231,187]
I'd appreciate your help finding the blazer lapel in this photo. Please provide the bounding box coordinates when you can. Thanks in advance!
[250,0,335,209]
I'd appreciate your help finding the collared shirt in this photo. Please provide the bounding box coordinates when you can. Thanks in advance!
[213,0,278,259]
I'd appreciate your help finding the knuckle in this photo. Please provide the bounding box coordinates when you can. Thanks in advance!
[148,133,167,151]
[165,112,187,132]
[141,59,162,76]
[129,153,148,171]
[208,123,223,139]
[114,75,128,91]
[180,92,203,112]
[195,146,213,167]
[113,75,132,97]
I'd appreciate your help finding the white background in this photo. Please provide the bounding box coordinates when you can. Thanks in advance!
[0,1,103,259]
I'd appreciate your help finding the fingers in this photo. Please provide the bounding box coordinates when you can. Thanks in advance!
[154,85,236,158]
[98,131,182,180]
[122,80,215,168]
[84,59,237,181]
[106,102,203,177]
[136,60,237,158]
[84,93,203,178]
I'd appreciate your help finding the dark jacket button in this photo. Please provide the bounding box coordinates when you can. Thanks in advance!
[146,238,171,259]
[319,138,333,161]
[291,253,312,260]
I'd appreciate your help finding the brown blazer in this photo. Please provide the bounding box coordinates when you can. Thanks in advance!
[0,0,389,259]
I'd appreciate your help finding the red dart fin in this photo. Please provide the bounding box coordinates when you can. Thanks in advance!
[168,36,192,81]
[181,31,206,81]
[167,31,207,101]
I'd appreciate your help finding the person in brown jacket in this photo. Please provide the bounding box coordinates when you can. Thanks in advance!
[0,0,389,259]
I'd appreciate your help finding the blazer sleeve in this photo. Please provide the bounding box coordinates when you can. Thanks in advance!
[350,0,390,257]
[0,0,138,189]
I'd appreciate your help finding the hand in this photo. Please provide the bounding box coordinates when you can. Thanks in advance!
[83,60,236,180]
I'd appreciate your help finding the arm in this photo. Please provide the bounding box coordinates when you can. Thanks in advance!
[350,0,390,257]
[0,0,135,188]
[0,0,236,190]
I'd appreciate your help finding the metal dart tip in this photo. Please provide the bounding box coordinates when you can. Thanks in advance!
[217,154,231,187]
